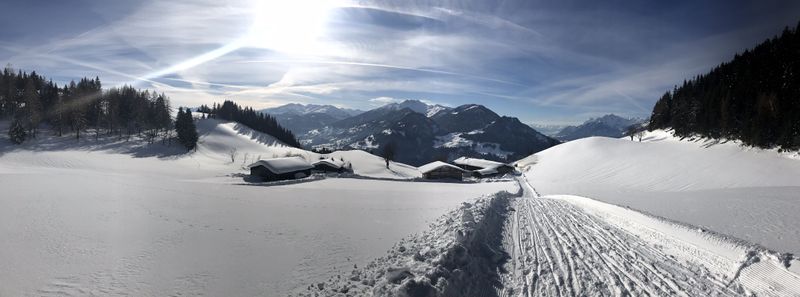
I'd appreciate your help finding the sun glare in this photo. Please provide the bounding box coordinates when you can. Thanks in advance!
[247,0,333,55]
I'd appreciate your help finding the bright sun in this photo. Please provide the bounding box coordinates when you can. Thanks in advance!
[247,0,334,55]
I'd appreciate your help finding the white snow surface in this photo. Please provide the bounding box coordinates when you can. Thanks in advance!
[453,156,507,169]
[516,129,800,254]
[417,161,465,174]
[311,158,345,169]
[500,186,800,296]
[303,176,800,296]
[248,156,313,173]
[0,119,518,296]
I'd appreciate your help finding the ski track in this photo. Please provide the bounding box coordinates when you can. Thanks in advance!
[500,181,745,297]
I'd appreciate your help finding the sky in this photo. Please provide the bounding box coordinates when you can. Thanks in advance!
[1,0,798,125]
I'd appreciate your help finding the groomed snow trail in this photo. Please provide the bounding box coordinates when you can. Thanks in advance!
[501,197,746,296]
[500,177,752,297]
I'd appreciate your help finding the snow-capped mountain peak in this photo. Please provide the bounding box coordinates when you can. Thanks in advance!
[260,103,363,119]
[554,114,644,141]
[379,100,451,118]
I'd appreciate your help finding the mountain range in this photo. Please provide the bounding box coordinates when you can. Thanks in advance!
[551,114,644,141]
[263,100,560,165]
[258,104,363,136]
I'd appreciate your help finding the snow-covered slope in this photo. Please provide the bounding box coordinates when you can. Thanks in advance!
[516,129,800,254]
[194,119,420,179]
[0,120,516,296]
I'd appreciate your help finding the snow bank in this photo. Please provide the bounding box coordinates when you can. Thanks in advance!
[518,129,800,254]
[297,190,519,297]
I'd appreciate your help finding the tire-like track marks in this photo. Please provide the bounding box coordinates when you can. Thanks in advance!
[500,196,744,297]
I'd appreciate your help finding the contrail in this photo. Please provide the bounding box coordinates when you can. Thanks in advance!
[236,59,525,86]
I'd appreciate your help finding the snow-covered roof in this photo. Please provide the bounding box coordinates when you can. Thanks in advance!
[453,157,508,169]
[475,167,499,175]
[312,158,344,169]
[248,157,313,174]
[418,161,465,174]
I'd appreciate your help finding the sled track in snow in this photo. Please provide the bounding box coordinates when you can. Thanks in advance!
[499,196,745,297]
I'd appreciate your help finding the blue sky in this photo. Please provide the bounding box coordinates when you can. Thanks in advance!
[1,0,798,125]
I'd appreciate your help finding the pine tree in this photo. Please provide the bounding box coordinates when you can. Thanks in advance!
[183,109,198,150]
[647,20,800,150]
[8,119,26,144]
[175,107,198,151]
[22,78,41,138]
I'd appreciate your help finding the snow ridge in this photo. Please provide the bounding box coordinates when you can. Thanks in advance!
[295,190,518,297]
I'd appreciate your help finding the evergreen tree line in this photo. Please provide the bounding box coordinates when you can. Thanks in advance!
[203,100,303,148]
[1,67,174,145]
[649,21,800,150]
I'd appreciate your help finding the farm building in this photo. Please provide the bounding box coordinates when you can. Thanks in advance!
[418,161,466,180]
[248,156,313,181]
[453,157,515,178]
[312,158,346,173]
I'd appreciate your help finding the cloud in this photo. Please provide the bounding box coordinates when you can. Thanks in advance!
[368,96,401,105]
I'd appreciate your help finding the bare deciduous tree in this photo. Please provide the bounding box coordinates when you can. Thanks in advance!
[229,148,238,163]
[381,142,396,169]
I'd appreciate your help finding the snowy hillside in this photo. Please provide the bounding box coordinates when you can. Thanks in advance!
[0,120,517,296]
[194,119,421,179]
[517,129,800,254]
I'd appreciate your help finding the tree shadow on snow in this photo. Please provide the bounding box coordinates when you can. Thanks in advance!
[0,127,187,159]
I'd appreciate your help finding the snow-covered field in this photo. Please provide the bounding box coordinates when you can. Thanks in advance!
[0,120,516,296]
[4,120,800,296]
[305,177,800,296]
[516,130,800,255]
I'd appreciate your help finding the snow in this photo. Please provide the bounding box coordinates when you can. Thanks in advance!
[248,156,313,173]
[516,129,800,254]
[0,120,517,296]
[425,105,448,117]
[311,158,344,169]
[304,176,800,296]
[417,161,464,174]
[5,118,799,296]
[500,189,800,296]
[462,105,479,111]
[453,157,506,169]
[433,133,512,158]
[298,191,517,296]
[434,132,474,148]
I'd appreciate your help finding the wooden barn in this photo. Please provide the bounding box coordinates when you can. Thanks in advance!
[312,158,345,173]
[248,157,313,181]
[418,161,466,181]
[453,157,515,178]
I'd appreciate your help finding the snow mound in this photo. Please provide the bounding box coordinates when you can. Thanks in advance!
[296,191,518,297]
[516,129,800,254]
[523,133,800,191]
